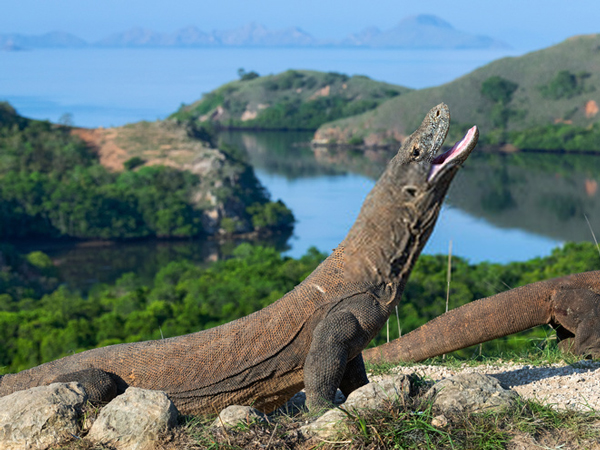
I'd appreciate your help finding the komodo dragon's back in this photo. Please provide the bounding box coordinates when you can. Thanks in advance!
[1,104,480,414]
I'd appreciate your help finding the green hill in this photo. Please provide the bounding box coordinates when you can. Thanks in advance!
[0,102,294,240]
[314,34,600,151]
[171,69,412,131]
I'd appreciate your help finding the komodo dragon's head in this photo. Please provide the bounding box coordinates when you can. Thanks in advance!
[343,103,479,292]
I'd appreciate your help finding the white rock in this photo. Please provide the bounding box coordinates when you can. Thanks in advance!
[211,405,268,429]
[0,382,87,450]
[428,373,518,414]
[86,387,178,450]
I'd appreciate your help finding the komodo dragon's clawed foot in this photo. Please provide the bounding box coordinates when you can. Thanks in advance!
[52,368,118,403]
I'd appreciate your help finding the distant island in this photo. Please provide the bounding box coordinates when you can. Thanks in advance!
[170,70,411,132]
[0,15,509,50]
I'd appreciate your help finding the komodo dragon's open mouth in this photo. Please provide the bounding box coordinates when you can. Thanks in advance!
[427,126,478,182]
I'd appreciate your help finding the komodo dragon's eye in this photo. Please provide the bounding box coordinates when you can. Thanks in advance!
[412,147,420,158]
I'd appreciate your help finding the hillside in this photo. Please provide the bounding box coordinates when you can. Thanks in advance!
[171,69,411,131]
[0,102,293,240]
[315,34,600,151]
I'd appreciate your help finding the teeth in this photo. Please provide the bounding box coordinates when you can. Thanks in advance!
[428,126,478,182]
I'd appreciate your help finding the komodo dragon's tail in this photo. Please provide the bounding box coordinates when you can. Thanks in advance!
[363,280,555,363]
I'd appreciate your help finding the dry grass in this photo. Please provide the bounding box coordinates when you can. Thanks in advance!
[71,121,216,173]
[173,396,600,450]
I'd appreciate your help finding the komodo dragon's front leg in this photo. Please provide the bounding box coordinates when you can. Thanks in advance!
[363,270,600,364]
[304,294,387,410]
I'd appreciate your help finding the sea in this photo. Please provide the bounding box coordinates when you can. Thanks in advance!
[0,47,521,127]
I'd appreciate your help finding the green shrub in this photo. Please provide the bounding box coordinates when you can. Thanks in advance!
[348,135,364,145]
[193,92,224,115]
[245,96,383,130]
[538,70,592,100]
[264,70,306,91]
[481,76,519,105]
[219,217,241,234]
[508,122,600,151]
[237,68,260,81]
[123,156,145,171]
[25,251,54,270]
[247,201,294,230]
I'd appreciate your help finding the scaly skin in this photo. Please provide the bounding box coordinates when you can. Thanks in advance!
[363,270,600,364]
[0,104,479,414]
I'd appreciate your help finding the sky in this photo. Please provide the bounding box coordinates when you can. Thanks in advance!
[2,0,600,51]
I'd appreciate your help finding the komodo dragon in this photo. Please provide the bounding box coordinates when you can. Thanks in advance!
[0,104,479,415]
[363,270,600,364]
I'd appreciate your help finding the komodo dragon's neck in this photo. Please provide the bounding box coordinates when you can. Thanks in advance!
[340,106,479,308]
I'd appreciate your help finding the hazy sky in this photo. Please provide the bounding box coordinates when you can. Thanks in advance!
[2,0,600,50]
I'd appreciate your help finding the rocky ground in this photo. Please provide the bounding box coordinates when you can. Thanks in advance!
[2,360,600,449]
[386,360,600,412]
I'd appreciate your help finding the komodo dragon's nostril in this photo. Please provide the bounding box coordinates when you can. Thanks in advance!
[404,186,417,197]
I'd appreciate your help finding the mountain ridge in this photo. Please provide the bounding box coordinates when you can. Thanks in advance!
[0,15,508,50]
[343,15,508,49]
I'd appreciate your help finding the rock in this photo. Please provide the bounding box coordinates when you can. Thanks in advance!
[428,373,518,415]
[344,374,415,410]
[86,387,178,450]
[301,408,348,439]
[211,405,269,429]
[0,382,87,450]
[301,374,416,439]
[431,414,448,428]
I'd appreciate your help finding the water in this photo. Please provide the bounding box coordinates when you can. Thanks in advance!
[255,169,561,262]
[0,47,520,127]
[219,131,579,263]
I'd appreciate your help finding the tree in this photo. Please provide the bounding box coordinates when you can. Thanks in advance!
[481,76,519,105]
[58,113,74,127]
[237,68,259,81]
[481,76,520,131]
[538,70,591,100]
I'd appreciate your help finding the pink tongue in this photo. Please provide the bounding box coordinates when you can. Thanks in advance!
[428,126,477,181]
